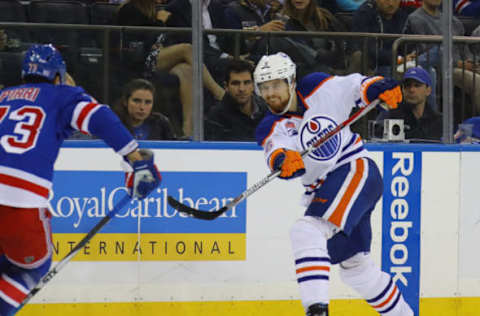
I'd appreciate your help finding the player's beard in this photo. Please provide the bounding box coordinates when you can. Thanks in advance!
[267,96,289,114]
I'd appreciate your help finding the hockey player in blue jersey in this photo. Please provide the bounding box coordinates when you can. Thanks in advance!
[254,52,413,316]
[0,44,161,315]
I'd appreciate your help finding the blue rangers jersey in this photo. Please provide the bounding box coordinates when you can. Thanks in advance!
[0,83,138,208]
[256,72,374,206]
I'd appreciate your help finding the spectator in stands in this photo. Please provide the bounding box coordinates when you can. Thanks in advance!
[400,0,422,13]
[403,0,480,117]
[351,0,409,76]
[223,0,287,62]
[113,78,176,140]
[469,25,480,61]
[163,0,232,80]
[146,43,226,137]
[0,29,22,52]
[270,0,285,13]
[376,67,442,141]
[333,0,365,11]
[454,24,480,117]
[282,0,348,76]
[117,0,226,137]
[116,0,171,56]
[225,0,286,30]
[205,59,267,141]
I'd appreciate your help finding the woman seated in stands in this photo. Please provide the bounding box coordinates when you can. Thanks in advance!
[113,78,176,140]
[116,0,225,137]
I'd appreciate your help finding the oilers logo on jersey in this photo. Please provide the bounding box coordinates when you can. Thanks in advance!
[300,115,340,161]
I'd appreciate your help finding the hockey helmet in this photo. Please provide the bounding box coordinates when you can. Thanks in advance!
[254,52,296,115]
[22,44,66,83]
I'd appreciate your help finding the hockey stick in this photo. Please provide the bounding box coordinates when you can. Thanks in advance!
[168,99,381,220]
[17,194,132,311]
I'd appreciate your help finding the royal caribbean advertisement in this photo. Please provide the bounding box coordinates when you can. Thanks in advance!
[48,171,247,261]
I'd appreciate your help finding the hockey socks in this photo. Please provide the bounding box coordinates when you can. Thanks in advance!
[0,256,51,316]
[290,217,337,310]
[0,272,29,315]
[339,253,414,316]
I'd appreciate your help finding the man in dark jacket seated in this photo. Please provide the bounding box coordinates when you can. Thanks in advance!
[351,0,410,76]
[376,67,442,142]
[205,59,267,141]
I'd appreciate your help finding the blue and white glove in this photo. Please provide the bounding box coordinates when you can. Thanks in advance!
[125,149,161,199]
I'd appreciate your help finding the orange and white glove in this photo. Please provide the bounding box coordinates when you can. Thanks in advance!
[363,76,403,110]
[269,148,305,179]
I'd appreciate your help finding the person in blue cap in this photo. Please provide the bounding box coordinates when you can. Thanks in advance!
[376,66,443,141]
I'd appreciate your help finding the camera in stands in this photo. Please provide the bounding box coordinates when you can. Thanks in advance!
[368,119,405,142]
[383,119,405,141]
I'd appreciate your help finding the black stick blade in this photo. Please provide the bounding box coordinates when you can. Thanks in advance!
[167,196,228,220]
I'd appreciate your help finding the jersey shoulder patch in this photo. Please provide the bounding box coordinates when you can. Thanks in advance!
[255,113,302,146]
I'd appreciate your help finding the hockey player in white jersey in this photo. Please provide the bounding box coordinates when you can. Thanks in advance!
[254,52,414,316]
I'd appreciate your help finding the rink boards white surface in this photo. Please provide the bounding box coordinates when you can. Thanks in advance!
[18,141,480,316]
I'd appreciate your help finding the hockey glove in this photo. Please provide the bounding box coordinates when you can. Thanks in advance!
[125,149,162,199]
[270,148,305,179]
[363,77,402,110]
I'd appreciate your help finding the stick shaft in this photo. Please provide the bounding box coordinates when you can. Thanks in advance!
[230,100,379,209]
[169,100,380,220]
[17,194,131,310]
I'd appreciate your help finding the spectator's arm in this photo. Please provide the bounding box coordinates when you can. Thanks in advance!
[156,10,171,24]
[258,20,285,32]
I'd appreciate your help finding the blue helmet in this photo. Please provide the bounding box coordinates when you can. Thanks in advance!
[21,44,66,83]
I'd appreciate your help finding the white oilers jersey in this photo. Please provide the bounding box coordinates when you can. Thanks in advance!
[256,72,371,205]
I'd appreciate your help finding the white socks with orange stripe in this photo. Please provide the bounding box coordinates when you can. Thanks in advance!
[290,216,337,310]
[339,253,414,316]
